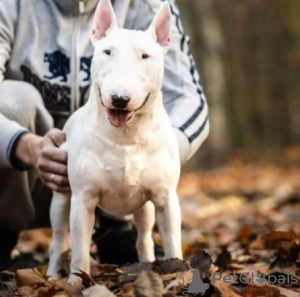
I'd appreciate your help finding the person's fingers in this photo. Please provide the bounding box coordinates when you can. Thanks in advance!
[51,174,69,187]
[40,172,69,187]
[47,128,66,147]
[34,128,70,193]
[37,157,68,175]
[44,161,68,176]
[45,182,71,193]
[40,145,68,164]
[40,172,70,187]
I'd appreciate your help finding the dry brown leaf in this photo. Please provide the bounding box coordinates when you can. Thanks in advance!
[83,284,116,297]
[190,251,212,276]
[121,282,134,295]
[215,249,231,270]
[262,231,299,243]
[182,240,207,258]
[18,285,33,295]
[133,271,164,297]
[90,264,119,278]
[261,231,300,268]
[120,262,152,283]
[232,284,282,297]
[16,268,45,287]
[36,285,64,297]
[237,225,255,247]
[159,272,184,282]
[152,259,188,275]
[63,279,83,295]
[212,272,242,297]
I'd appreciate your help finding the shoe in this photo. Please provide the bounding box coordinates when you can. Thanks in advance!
[93,209,164,265]
[0,227,18,271]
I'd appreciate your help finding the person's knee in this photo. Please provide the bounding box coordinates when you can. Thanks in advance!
[0,80,43,116]
[0,80,53,133]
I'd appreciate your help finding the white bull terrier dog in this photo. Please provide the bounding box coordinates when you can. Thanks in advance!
[47,0,182,284]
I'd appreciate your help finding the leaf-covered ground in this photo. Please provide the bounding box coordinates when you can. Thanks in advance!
[1,161,300,296]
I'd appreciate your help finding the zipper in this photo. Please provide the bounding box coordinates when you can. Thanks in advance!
[71,1,86,112]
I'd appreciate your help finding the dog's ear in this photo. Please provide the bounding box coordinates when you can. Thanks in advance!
[148,2,172,52]
[91,0,118,46]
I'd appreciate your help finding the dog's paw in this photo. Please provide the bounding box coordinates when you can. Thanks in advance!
[46,269,61,281]
[64,274,82,294]
[47,275,61,281]
[67,274,83,285]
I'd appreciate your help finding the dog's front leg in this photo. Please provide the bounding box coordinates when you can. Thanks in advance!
[133,201,155,262]
[153,190,182,259]
[47,192,71,280]
[68,194,97,285]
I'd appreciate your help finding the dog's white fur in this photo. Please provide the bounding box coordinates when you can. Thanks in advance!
[47,0,182,284]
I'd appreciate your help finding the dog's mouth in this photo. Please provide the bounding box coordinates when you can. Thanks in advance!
[106,109,135,127]
[99,90,151,128]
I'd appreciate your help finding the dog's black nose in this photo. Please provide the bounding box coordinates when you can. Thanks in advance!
[111,95,130,109]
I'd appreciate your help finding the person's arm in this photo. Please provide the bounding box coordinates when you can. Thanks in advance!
[0,2,69,192]
[0,1,30,168]
[128,0,209,163]
[164,0,209,163]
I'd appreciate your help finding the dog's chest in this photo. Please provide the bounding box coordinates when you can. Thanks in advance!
[78,145,152,215]
[103,148,152,214]
[103,149,145,187]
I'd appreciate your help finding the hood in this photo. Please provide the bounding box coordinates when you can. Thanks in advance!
[53,0,131,27]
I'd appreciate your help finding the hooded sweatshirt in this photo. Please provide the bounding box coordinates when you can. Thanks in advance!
[0,0,209,166]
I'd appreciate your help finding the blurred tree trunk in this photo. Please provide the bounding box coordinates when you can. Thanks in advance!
[215,0,294,153]
[178,0,230,168]
[177,0,300,168]
[270,0,300,143]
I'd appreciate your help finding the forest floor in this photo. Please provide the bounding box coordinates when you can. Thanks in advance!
[1,156,300,296]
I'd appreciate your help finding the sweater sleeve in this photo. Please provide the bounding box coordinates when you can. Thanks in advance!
[0,1,15,83]
[0,1,29,168]
[127,0,209,163]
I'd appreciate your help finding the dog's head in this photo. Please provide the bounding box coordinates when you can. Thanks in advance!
[90,0,171,127]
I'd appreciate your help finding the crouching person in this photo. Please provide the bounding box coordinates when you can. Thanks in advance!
[0,0,209,270]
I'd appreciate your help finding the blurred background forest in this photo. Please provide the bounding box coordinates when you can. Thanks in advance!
[177,0,300,169]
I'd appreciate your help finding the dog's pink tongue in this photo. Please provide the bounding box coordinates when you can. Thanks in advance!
[107,109,134,127]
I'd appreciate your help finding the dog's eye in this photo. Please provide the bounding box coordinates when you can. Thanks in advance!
[142,54,149,59]
[104,50,111,56]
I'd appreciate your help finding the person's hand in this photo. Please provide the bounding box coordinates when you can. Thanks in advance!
[15,129,70,193]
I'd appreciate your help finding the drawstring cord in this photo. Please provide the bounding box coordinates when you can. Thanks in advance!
[79,0,86,14]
